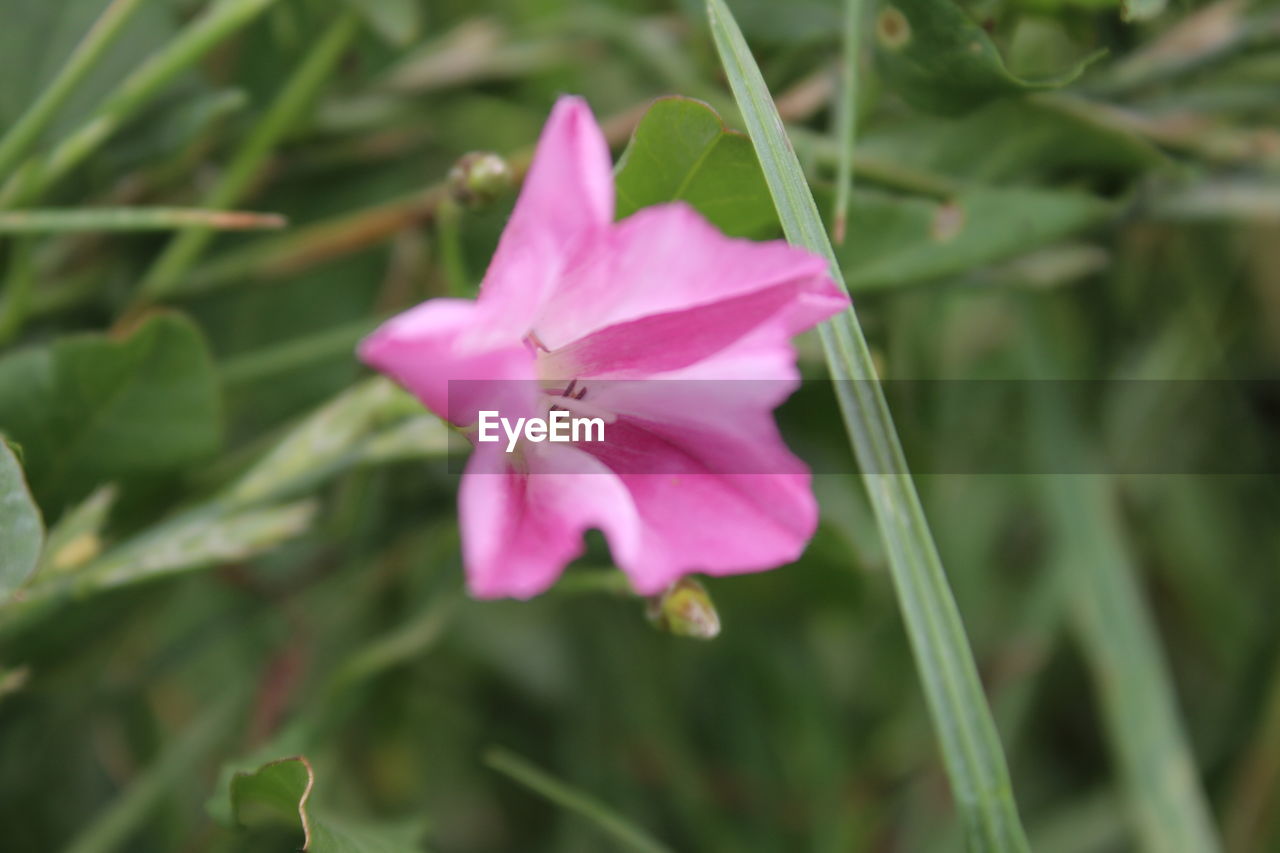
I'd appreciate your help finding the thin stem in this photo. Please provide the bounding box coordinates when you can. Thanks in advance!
[0,207,285,233]
[135,11,360,303]
[830,0,861,243]
[219,319,376,387]
[62,689,247,853]
[485,748,673,853]
[0,0,148,183]
[0,0,283,209]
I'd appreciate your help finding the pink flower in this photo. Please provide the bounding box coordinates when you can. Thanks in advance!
[359,96,848,599]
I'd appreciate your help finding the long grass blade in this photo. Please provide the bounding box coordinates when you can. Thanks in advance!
[831,0,861,244]
[1023,310,1222,853]
[62,689,246,853]
[0,0,148,183]
[0,0,283,209]
[0,207,285,233]
[136,11,360,302]
[485,748,673,853]
[705,1,1031,848]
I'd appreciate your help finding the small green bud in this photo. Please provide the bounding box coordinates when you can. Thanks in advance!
[448,152,513,207]
[646,577,721,640]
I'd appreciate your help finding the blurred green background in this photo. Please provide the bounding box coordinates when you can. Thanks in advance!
[0,0,1278,850]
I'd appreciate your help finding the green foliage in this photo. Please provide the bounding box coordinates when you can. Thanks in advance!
[485,748,673,853]
[0,0,1276,851]
[0,439,42,602]
[222,757,428,852]
[837,186,1114,290]
[0,0,172,143]
[708,0,1031,847]
[614,96,776,236]
[0,313,221,507]
[345,0,424,48]
[874,0,1104,115]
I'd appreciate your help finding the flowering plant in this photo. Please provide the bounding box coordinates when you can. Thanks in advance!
[361,97,848,598]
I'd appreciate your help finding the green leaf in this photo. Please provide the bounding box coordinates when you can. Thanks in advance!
[834,186,1114,291]
[706,0,1032,849]
[614,96,777,237]
[0,438,43,603]
[83,500,316,590]
[224,377,442,507]
[874,0,1104,115]
[344,0,423,47]
[0,313,222,507]
[37,484,116,576]
[0,497,315,637]
[226,757,428,852]
[855,98,1167,184]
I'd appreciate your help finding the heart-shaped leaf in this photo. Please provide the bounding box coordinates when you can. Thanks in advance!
[875,0,1104,115]
[223,756,428,852]
[832,186,1114,290]
[0,313,222,508]
[614,96,777,237]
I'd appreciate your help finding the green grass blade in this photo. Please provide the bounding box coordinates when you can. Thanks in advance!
[136,11,359,303]
[831,0,861,244]
[0,0,147,183]
[1024,313,1222,853]
[705,1,1031,849]
[0,0,283,209]
[218,318,377,388]
[62,689,246,853]
[0,207,285,233]
[484,748,673,853]
[1039,470,1222,853]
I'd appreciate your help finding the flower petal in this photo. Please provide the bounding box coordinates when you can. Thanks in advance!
[357,298,537,426]
[533,202,847,353]
[468,96,615,347]
[602,429,816,595]
[579,363,818,594]
[459,441,641,599]
[540,280,836,379]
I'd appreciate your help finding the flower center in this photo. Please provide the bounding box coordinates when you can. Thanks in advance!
[524,331,613,427]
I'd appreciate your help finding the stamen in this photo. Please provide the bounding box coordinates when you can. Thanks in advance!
[525,330,550,352]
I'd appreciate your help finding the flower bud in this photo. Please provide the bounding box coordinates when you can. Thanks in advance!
[646,577,721,640]
[447,152,513,207]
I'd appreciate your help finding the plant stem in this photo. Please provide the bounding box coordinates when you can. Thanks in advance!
[0,0,283,209]
[0,0,148,183]
[135,11,360,304]
[0,207,285,233]
[485,748,673,853]
[831,0,861,243]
